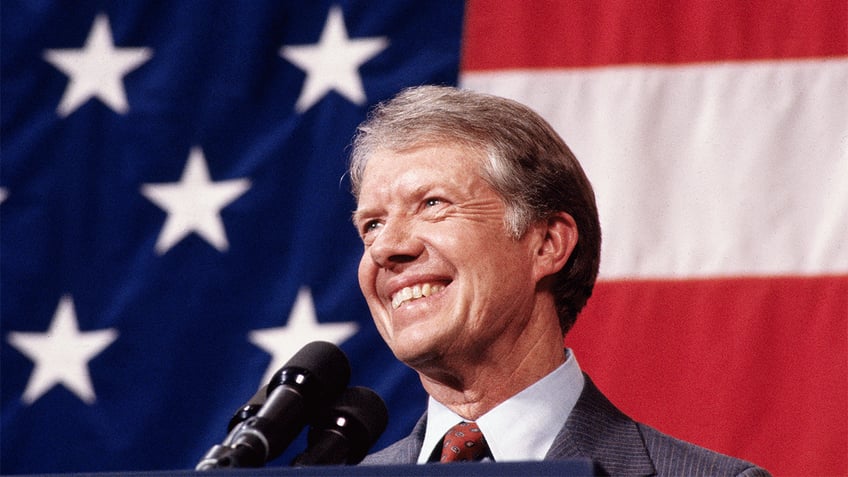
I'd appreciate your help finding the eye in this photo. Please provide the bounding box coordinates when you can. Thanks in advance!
[424,197,442,207]
[361,219,382,236]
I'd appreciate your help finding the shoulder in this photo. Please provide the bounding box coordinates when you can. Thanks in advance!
[638,424,771,477]
[360,437,417,465]
[360,413,427,466]
[551,374,770,476]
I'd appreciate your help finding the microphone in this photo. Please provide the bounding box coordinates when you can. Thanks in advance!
[292,386,389,466]
[227,384,267,433]
[196,341,351,469]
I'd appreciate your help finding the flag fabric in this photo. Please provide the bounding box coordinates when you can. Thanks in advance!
[1,1,461,472]
[460,1,847,476]
[1,2,845,477]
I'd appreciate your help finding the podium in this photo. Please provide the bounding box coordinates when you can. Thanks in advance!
[19,460,596,477]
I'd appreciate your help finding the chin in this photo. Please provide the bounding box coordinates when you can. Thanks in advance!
[386,331,444,369]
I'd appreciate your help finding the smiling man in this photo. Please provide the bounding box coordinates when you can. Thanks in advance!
[349,85,768,476]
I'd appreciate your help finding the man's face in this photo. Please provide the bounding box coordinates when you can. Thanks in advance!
[354,144,541,369]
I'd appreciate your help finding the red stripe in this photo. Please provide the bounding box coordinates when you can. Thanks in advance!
[462,0,848,70]
[565,275,848,476]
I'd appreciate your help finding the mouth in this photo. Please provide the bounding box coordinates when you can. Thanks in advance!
[390,282,447,309]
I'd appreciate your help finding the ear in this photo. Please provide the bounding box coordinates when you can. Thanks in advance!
[532,211,579,283]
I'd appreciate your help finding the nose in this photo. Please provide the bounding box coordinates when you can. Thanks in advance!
[368,219,422,269]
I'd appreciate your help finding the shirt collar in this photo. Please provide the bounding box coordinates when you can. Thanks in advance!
[417,349,584,463]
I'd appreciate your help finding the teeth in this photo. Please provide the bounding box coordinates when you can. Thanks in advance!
[391,283,444,309]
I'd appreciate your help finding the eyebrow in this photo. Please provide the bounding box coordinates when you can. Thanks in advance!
[351,208,373,226]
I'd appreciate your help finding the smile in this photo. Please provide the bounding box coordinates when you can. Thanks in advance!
[391,283,446,309]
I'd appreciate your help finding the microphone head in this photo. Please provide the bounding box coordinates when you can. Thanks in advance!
[329,386,389,445]
[306,386,388,464]
[268,341,351,410]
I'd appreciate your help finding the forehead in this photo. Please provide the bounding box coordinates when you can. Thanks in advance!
[360,144,485,189]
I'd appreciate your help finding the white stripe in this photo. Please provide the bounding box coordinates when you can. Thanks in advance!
[461,58,848,279]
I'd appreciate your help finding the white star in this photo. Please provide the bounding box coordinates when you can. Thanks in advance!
[43,13,152,117]
[6,295,118,405]
[280,5,388,112]
[248,287,359,387]
[141,147,251,255]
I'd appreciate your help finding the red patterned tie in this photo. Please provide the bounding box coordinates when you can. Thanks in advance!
[440,421,489,462]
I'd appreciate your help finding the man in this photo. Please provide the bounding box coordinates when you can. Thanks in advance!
[349,85,769,476]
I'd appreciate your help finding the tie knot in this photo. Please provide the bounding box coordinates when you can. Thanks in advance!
[440,421,489,463]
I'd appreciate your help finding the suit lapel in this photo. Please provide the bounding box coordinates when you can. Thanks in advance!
[545,374,656,476]
[399,414,428,463]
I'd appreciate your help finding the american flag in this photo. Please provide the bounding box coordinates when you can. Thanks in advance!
[1,1,845,475]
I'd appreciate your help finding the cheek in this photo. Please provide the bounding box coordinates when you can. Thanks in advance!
[357,255,377,297]
[358,254,391,331]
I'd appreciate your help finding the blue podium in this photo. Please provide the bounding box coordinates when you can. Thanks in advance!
[19,460,596,477]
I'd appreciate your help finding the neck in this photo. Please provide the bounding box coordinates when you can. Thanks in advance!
[416,316,566,420]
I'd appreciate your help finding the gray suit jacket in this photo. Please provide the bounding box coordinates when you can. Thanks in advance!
[361,375,770,476]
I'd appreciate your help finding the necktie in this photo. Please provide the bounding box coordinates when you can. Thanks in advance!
[440,421,490,462]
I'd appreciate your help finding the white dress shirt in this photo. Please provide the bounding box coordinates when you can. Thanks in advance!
[417,349,585,463]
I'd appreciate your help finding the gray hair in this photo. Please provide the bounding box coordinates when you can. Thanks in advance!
[349,85,601,334]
